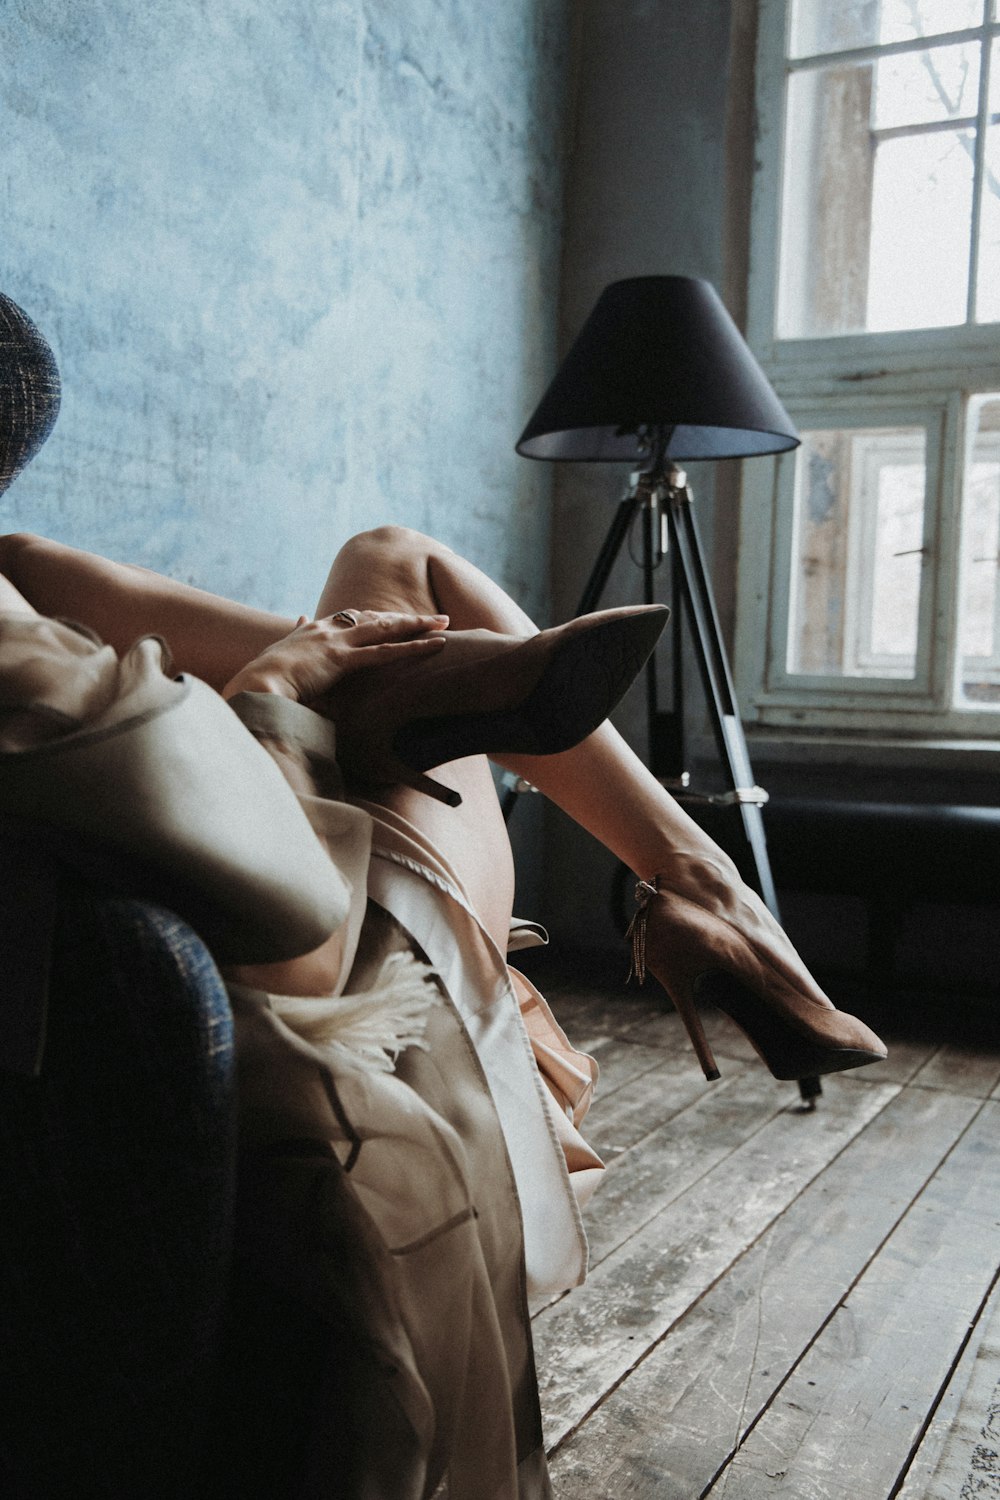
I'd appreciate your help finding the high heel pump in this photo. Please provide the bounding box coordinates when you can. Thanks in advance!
[626,855,887,1082]
[327,604,668,805]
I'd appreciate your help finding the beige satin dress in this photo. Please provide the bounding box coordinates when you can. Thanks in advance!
[226,693,603,1500]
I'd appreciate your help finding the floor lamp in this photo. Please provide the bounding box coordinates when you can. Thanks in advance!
[514,277,818,1100]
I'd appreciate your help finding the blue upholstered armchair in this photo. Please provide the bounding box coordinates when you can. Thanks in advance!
[0,884,238,1497]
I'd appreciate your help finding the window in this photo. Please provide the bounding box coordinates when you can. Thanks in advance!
[736,0,1000,738]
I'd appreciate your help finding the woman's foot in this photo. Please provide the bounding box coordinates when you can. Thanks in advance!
[627,851,887,1082]
[324,605,669,805]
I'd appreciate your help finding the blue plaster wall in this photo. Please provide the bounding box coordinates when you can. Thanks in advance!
[1,0,567,621]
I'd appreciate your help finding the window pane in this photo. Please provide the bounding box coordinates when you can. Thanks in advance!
[788,426,926,679]
[780,65,974,335]
[872,43,979,129]
[789,0,982,59]
[867,130,974,329]
[975,122,1000,320]
[976,41,1000,320]
[877,0,984,45]
[958,395,1000,705]
[780,64,877,335]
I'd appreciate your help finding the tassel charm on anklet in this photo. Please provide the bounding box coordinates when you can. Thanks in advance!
[625,877,658,983]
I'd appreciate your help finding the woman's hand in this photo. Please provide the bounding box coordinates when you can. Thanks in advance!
[221,609,449,704]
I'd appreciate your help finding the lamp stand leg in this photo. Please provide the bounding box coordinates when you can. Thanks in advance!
[576,487,667,767]
[576,493,643,615]
[665,488,779,915]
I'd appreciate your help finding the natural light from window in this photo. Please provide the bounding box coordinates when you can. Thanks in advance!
[780,0,998,337]
[788,425,926,678]
[742,0,1000,729]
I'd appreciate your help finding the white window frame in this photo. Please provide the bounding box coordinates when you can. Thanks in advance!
[776,410,939,693]
[735,0,1000,741]
[960,425,1000,685]
[843,430,926,678]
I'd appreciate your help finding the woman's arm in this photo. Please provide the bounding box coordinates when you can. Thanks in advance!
[0,532,295,690]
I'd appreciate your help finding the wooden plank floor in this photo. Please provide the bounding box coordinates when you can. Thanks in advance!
[534,974,1000,1499]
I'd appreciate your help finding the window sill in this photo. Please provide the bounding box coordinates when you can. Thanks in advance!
[743,730,1000,774]
[680,729,999,808]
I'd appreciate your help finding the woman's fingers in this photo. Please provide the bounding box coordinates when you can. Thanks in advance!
[222,609,451,703]
[322,609,449,642]
[331,631,448,678]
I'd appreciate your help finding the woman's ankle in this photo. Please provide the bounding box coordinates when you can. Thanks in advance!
[641,845,741,891]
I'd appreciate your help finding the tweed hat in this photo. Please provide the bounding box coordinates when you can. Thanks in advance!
[0,293,61,496]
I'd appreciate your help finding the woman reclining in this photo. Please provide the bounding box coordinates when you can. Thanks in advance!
[0,524,885,1499]
[0,293,884,1498]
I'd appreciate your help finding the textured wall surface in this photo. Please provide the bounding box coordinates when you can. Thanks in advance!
[1,0,567,620]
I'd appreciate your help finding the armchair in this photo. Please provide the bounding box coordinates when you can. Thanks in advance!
[0,880,236,1498]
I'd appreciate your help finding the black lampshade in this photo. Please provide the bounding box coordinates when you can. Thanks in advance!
[0,294,61,497]
[516,275,798,463]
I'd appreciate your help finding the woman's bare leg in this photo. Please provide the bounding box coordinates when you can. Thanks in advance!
[0,525,722,951]
[314,528,521,947]
[318,527,726,893]
[3,527,867,1067]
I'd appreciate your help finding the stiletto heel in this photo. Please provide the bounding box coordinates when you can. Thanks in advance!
[627,877,721,1081]
[395,766,463,807]
[626,864,887,1083]
[671,989,721,1082]
[330,604,668,800]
